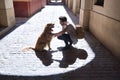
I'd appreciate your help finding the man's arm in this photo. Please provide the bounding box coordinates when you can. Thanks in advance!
[54,27,67,37]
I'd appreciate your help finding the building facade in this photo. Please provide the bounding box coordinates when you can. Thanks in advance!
[65,0,120,59]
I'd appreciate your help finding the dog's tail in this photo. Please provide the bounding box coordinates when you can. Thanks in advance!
[22,47,35,52]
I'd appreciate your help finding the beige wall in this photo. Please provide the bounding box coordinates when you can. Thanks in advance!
[0,0,15,27]
[79,0,92,29]
[90,0,120,59]
[67,0,73,9]
[0,8,15,27]
[72,0,81,15]
[92,0,120,21]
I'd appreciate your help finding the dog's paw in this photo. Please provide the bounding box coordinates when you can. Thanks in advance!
[48,48,52,51]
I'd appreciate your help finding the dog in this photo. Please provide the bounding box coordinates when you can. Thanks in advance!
[23,23,54,51]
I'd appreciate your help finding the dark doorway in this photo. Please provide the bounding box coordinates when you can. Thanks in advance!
[47,0,63,5]
[50,0,62,3]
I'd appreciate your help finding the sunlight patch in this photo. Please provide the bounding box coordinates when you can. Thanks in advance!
[0,5,95,76]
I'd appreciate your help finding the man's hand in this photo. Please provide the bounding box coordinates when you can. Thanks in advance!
[52,33,58,37]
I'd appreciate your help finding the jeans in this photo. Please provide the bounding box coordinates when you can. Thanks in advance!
[58,34,73,47]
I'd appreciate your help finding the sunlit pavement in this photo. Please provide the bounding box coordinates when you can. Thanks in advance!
[0,5,120,80]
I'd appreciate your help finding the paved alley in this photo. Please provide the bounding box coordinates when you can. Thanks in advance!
[0,5,120,80]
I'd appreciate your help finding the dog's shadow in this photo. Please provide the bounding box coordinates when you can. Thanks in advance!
[34,50,57,66]
[55,46,88,68]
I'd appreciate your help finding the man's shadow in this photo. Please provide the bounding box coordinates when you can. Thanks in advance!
[34,50,56,66]
[55,46,88,68]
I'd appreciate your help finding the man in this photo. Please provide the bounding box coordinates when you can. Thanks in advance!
[55,16,78,50]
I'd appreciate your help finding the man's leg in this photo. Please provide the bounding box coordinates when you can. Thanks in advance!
[58,34,72,49]
[58,34,69,47]
[66,34,73,47]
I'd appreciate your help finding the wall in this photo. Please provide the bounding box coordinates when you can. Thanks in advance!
[67,0,73,9]
[13,1,29,17]
[89,0,120,59]
[13,0,46,17]
[79,0,92,29]
[0,0,15,27]
[72,0,81,15]
[92,0,120,21]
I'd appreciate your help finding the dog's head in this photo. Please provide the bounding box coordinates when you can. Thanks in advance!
[44,23,54,33]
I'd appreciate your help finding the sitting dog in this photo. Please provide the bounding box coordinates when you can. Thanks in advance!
[23,23,54,51]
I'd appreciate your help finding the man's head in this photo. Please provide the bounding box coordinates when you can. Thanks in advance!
[59,16,67,26]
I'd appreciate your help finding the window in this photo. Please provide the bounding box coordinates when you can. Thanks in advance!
[95,0,104,6]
